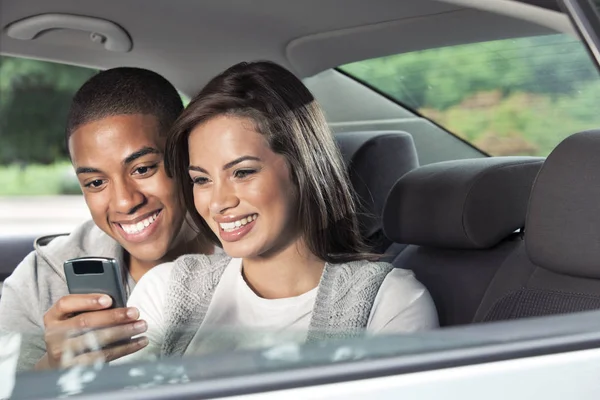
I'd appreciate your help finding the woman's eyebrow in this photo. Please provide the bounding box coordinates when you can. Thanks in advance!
[189,156,261,173]
[222,156,260,170]
[189,165,207,173]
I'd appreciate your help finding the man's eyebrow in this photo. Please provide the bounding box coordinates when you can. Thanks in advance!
[123,146,161,165]
[76,167,102,175]
[188,156,261,174]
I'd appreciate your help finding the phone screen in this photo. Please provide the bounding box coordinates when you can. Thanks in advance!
[72,260,105,275]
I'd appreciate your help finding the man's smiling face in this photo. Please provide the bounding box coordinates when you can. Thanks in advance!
[68,114,185,265]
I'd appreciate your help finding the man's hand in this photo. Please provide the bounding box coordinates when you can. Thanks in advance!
[36,294,148,369]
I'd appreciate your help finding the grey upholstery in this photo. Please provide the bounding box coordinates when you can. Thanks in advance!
[335,131,418,253]
[383,157,544,249]
[474,244,600,322]
[383,157,543,326]
[526,131,600,279]
[393,238,521,326]
[0,236,35,281]
[475,130,600,323]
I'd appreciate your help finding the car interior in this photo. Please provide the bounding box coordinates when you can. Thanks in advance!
[3,0,600,381]
[384,155,544,326]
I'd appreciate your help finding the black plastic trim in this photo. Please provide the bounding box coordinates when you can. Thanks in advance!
[560,0,600,74]
[515,0,562,12]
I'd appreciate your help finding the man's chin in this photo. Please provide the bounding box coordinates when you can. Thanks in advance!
[94,223,168,265]
[122,242,169,266]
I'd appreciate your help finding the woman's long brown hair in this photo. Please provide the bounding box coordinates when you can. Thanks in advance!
[165,61,378,263]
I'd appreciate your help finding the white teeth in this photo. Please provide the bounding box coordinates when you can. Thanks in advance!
[219,214,257,232]
[120,211,160,235]
[221,222,236,230]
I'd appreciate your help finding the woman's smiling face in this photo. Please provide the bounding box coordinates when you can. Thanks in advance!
[188,115,301,259]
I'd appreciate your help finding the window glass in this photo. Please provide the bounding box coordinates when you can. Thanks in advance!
[339,34,600,156]
[0,57,188,235]
[0,56,97,235]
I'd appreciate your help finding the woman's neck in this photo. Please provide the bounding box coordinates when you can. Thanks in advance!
[241,241,325,299]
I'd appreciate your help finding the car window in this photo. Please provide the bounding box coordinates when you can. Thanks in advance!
[6,31,600,400]
[339,33,600,157]
[0,56,190,237]
[9,309,600,398]
[0,56,97,236]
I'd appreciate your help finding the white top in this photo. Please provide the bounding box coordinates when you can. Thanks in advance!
[118,258,438,363]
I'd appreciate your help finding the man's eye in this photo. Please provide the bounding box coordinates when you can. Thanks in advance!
[85,179,104,188]
[134,165,157,176]
[234,169,256,179]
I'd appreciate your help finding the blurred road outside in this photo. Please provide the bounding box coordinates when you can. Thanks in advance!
[0,196,90,237]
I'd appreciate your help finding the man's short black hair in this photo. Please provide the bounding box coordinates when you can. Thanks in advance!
[66,67,183,144]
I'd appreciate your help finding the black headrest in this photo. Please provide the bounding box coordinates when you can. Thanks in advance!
[526,130,600,278]
[335,131,418,240]
[383,157,544,249]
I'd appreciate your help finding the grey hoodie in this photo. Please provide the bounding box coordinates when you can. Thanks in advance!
[0,220,132,372]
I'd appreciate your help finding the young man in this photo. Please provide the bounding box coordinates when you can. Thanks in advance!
[0,67,215,371]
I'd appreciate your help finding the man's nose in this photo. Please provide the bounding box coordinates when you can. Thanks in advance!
[111,180,146,214]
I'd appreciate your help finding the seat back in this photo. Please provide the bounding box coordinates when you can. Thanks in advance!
[382,156,544,326]
[475,131,600,322]
[335,131,418,253]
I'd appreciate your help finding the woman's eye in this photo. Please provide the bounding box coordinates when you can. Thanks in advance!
[234,169,256,179]
[192,176,209,185]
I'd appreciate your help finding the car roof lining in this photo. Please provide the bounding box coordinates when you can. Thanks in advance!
[0,0,574,95]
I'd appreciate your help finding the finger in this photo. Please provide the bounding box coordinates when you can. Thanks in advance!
[44,307,141,365]
[45,294,113,323]
[63,320,148,356]
[61,336,149,368]
[53,307,140,334]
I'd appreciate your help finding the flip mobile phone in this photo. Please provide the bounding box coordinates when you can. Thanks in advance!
[64,257,127,309]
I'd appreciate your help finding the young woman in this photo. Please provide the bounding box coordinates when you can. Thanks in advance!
[123,61,438,360]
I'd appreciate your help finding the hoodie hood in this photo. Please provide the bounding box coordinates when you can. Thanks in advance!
[34,220,125,282]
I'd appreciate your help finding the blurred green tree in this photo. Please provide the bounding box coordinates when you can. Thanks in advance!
[0,56,97,165]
